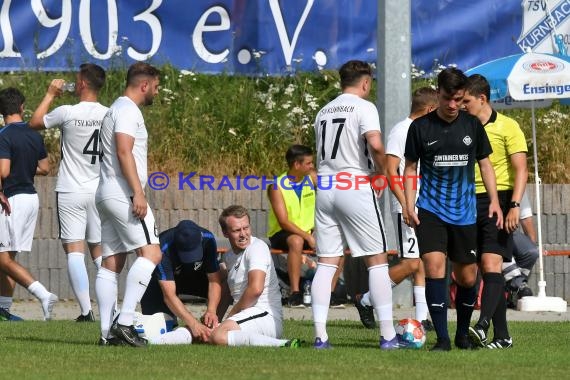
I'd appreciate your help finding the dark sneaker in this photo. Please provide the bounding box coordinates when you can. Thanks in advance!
[421,319,434,332]
[76,310,96,322]
[354,294,376,329]
[287,292,305,308]
[380,335,407,350]
[98,335,126,346]
[0,308,24,322]
[486,337,513,349]
[518,283,533,298]
[454,334,474,349]
[313,337,332,349]
[284,338,302,348]
[111,322,148,347]
[329,293,346,309]
[469,323,488,347]
[430,338,452,351]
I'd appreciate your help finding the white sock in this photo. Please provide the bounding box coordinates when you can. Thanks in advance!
[67,252,92,315]
[361,291,371,307]
[96,267,118,338]
[369,264,396,340]
[227,330,288,347]
[413,286,429,321]
[0,295,12,310]
[148,327,192,345]
[118,257,156,326]
[93,256,102,270]
[28,281,51,300]
[311,263,337,342]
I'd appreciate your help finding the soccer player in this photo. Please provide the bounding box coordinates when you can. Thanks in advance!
[140,220,227,341]
[209,205,299,347]
[95,62,162,347]
[355,87,438,330]
[463,74,528,349]
[267,144,317,307]
[312,60,400,349]
[0,87,59,321]
[29,63,108,322]
[404,68,503,351]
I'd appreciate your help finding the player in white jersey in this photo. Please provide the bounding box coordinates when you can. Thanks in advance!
[29,63,108,322]
[95,62,162,347]
[311,60,401,350]
[355,87,438,330]
[210,206,300,348]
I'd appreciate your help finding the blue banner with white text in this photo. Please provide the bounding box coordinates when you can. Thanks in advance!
[0,0,566,74]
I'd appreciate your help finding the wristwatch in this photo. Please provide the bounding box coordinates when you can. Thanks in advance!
[509,201,520,208]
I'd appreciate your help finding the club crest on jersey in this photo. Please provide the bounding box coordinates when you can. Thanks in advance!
[194,261,203,271]
[463,135,472,146]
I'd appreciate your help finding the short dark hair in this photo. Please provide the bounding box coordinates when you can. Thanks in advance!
[0,87,25,117]
[465,74,491,102]
[219,205,250,232]
[437,67,468,94]
[126,62,160,87]
[410,87,438,114]
[285,144,313,167]
[339,60,372,89]
[79,63,106,92]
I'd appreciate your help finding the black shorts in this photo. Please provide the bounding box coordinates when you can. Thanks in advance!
[476,190,513,261]
[416,208,477,264]
[269,230,312,251]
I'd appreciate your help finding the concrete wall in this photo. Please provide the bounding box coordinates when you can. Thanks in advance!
[13,179,570,303]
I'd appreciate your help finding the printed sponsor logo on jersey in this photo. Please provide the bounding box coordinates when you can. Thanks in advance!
[463,136,472,146]
[433,154,469,167]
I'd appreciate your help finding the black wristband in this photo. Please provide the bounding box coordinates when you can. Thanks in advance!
[510,201,520,208]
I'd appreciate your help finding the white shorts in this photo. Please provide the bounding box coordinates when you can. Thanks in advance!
[96,197,159,257]
[391,212,419,259]
[56,192,101,244]
[0,193,39,252]
[228,306,282,338]
[315,185,387,258]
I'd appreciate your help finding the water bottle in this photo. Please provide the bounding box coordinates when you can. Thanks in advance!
[303,280,311,307]
[62,82,75,92]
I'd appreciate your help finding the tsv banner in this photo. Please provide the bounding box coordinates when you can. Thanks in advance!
[0,0,567,74]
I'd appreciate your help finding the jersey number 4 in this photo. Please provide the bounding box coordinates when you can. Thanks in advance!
[320,118,346,160]
[83,130,103,164]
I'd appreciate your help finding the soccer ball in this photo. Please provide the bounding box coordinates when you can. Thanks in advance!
[133,312,168,339]
[394,318,426,349]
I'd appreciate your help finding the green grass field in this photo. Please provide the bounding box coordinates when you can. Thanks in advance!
[1,320,568,380]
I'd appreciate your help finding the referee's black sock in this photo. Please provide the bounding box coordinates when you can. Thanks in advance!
[492,278,510,339]
[478,272,504,330]
[425,277,449,341]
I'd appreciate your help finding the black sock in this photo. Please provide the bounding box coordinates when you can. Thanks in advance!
[492,279,510,339]
[455,284,477,337]
[425,277,449,341]
[478,272,504,329]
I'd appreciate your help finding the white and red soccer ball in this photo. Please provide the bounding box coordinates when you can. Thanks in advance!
[394,318,426,349]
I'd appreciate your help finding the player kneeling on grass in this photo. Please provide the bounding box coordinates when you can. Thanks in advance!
[208,205,300,348]
[139,220,228,343]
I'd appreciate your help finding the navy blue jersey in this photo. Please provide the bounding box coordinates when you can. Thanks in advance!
[155,224,219,293]
[405,110,492,225]
[0,122,47,198]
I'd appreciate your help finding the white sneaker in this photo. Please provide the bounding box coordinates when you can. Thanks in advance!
[42,293,59,321]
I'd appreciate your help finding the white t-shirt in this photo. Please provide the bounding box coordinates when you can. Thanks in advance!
[43,102,108,193]
[315,93,381,178]
[520,189,533,220]
[223,237,282,318]
[96,96,148,200]
[385,117,420,213]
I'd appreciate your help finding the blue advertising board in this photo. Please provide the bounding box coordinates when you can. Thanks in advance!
[0,0,566,74]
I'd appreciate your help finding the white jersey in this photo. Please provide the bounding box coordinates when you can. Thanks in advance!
[520,189,532,220]
[385,117,420,213]
[43,102,108,193]
[96,96,148,200]
[314,93,381,177]
[223,237,282,318]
